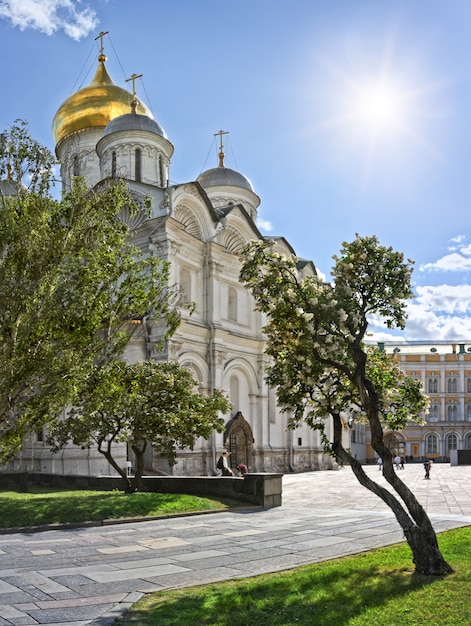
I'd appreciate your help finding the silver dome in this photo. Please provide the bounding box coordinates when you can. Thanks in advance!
[197,166,254,192]
[103,113,166,138]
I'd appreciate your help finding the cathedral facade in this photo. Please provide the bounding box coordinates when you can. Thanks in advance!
[7,45,335,477]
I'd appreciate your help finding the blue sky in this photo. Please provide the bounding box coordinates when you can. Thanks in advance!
[1,0,471,342]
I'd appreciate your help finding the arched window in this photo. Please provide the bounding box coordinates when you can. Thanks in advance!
[467,377,471,393]
[447,377,457,393]
[228,287,237,322]
[429,404,439,422]
[428,378,438,393]
[426,434,438,454]
[447,404,458,421]
[111,151,117,178]
[467,405,471,422]
[445,433,458,452]
[73,155,80,177]
[179,268,191,302]
[135,148,142,182]
[159,155,165,187]
[230,375,239,410]
[465,433,471,449]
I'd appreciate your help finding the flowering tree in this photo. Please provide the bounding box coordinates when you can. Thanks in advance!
[240,235,452,576]
[48,360,231,492]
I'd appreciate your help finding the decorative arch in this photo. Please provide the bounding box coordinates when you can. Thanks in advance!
[173,205,203,240]
[178,353,210,388]
[384,432,406,456]
[223,358,259,395]
[223,411,254,470]
[217,225,247,254]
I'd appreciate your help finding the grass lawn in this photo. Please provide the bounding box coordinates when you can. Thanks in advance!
[115,526,471,626]
[0,488,241,529]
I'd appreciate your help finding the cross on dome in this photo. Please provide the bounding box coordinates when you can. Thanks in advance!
[214,129,229,168]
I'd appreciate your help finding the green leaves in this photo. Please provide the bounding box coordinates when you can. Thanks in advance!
[48,361,231,480]
[0,123,184,462]
[240,235,426,434]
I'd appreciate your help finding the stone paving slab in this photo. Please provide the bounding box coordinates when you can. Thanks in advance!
[0,463,469,625]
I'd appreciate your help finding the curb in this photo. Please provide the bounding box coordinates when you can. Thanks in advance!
[0,504,263,535]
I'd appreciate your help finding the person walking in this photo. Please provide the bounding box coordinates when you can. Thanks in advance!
[377,457,383,471]
[424,459,432,479]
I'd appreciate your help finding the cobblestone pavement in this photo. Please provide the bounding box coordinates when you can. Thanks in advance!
[0,463,470,625]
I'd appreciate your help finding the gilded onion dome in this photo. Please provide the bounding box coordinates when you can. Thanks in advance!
[52,53,153,146]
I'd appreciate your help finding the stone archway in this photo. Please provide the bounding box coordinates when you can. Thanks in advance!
[223,411,254,471]
[384,432,406,456]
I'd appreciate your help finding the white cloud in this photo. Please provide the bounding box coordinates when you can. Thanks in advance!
[368,283,471,341]
[0,0,98,40]
[449,234,465,245]
[257,218,273,232]
[420,249,471,272]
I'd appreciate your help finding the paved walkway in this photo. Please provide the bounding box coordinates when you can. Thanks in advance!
[0,463,470,626]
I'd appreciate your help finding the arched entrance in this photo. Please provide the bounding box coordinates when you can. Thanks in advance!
[384,433,406,456]
[224,412,254,471]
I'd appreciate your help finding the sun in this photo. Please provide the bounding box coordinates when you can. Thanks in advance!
[352,81,407,133]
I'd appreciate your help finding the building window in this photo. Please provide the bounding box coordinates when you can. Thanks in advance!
[467,378,471,393]
[429,404,439,422]
[230,376,239,410]
[465,433,471,449]
[428,378,438,393]
[73,155,80,176]
[426,434,438,454]
[447,404,458,421]
[447,377,457,393]
[159,155,165,187]
[179,268,191,302]
[228,287,237,322]
[135,148,142,182]
[111,151,117,178]
[446,433,458,452]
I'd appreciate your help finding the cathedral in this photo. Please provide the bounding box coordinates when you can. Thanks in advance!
[8,40,336,477]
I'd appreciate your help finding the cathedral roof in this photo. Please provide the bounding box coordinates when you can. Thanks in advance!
[102,112,166,138]
[52,53,153,145]
[0,178,25,197]
[197,166,255,192]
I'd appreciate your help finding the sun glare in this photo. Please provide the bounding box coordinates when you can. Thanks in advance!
[353,82,406,132]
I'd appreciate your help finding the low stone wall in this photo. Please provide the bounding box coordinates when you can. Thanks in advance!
[0,472,283,509]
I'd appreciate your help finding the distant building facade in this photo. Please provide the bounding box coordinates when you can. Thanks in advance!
[366,341,471,463]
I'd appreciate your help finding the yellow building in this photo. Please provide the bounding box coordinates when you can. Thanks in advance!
[366,341,471,463]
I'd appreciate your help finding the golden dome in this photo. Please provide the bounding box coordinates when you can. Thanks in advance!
[52,54,153,146]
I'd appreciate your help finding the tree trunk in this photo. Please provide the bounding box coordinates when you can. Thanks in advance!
[331,413,453,576]
[97,439,133,492]
[131,440,147,492]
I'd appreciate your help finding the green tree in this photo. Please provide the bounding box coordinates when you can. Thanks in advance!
[0,122,183,461]
[48,360,231,492]
[240,235,452,576]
